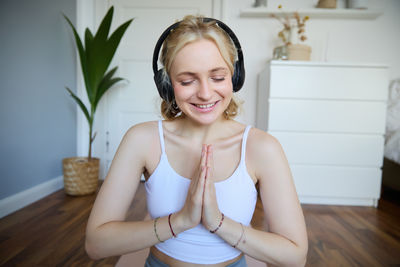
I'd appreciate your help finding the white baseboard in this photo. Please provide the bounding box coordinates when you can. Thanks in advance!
[0,176,64,219]
[299,196,378,207]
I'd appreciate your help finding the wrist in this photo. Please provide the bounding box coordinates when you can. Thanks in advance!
[172,211,193,233]
[209,212,224,233]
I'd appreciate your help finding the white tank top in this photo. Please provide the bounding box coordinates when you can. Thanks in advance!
[145,120,257,264]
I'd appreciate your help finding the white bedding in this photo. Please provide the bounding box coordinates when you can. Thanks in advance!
[384,79,400,164]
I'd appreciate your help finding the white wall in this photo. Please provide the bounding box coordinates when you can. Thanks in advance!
[224,0,400,126]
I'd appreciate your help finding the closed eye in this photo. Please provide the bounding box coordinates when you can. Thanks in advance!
[212,76,225,82]
[180,80,194,86]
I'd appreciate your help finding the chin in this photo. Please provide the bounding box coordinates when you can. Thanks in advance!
[187,111,227,125]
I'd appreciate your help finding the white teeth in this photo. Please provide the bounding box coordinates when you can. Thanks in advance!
[195,102,216,109]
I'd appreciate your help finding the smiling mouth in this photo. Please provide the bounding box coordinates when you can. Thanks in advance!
[194,102,217,109]
[192,101,219,110]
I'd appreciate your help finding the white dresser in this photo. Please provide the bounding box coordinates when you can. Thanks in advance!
[257,60,389,206]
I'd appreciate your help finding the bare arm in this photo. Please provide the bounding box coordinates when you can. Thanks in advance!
[206,129,308,266]
[85,123,177,259]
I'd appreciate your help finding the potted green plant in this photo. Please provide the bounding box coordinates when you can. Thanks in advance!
[62,6,133,195]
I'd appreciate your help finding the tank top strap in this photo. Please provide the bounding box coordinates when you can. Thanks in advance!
[158,120,166,154]
[240,125,252,164]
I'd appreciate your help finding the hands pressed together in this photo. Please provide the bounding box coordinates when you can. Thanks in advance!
[176,144,223,232]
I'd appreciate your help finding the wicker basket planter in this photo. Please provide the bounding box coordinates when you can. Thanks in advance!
[288,44,312,61]
[62,157,99,196]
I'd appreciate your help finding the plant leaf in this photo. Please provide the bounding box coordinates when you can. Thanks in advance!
[84,28,95,102]
[104,19,133,68]
[87,15,133,114]
[84,28,94,50]
[87,7,114,94]
[85,11,132,109]
[92,66,117,106]
[93,68,124,112]
[94,6,113,42]
[91,132,97,143]
[63,14,85,66]
[63,14,92,100]
[96,77,123,110]
[65,87,91,125]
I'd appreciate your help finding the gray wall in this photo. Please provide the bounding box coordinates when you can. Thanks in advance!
[0,0,77,199]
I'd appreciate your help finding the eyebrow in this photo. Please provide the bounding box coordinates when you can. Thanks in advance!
[176,71,196,77]
[176,67,229,77]
[209,67,229,73]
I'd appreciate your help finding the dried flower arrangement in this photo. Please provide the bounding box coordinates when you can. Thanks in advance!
[271,5,310,46]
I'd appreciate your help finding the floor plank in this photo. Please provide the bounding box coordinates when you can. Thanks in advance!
[0,182,399,266]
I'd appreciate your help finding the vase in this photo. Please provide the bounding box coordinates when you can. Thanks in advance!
[347,0,368,9]
[316,0,337,8]
[253,0,267,7]
[288,44,312,61]
[62,157,100,196]
[273,45,289,60]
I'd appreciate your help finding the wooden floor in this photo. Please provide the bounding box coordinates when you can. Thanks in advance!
[1,183,400,267]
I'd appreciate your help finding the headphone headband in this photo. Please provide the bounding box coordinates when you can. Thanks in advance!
[152,17,245,102]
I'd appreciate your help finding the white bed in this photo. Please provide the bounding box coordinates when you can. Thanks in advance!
[384,79,400,164]
[383,79,400,191]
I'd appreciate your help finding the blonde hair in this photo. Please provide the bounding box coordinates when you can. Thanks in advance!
[158,15,242,120]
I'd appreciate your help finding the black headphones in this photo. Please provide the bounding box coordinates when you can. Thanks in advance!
[152,17,245,103]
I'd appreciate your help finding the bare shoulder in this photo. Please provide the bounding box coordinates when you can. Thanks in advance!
[116,121,159,161]
[246,127,288,181]
[124,120,158,140]
[247,127,284,158]
[122,121,160,146]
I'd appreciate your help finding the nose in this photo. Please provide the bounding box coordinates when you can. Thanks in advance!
[197,79,212,100]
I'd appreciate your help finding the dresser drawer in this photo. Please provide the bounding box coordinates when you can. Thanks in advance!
[268,99,387,134]
[269,63,388,100]
[270,132,385,167]
[291,165,381,199]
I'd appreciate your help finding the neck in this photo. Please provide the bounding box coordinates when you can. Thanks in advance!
[175,116,229,144]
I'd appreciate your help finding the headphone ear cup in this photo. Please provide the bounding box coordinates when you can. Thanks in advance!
[232,61,245,92]
[154,69,174,102]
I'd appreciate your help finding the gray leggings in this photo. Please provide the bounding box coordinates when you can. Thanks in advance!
[144,252,247,267]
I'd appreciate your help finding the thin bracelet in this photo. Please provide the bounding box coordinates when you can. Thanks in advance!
[153,217,163,243]
[210,213,224,233]
[232,223,244,248]
[168,213,177,238]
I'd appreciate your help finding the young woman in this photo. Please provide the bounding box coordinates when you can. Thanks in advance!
[85,16,308,267]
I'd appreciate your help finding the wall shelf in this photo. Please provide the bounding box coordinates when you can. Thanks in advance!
[240,7,383,20]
